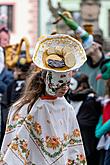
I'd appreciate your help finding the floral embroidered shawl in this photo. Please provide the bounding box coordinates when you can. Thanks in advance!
[1,97,87,165]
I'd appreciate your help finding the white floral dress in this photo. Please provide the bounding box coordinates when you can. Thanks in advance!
[1,96,87,165]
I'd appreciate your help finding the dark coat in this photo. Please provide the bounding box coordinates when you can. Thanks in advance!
[0,68,13,94]
[66,88,102,165]
[6,79,25,107]
[0,79,25,148]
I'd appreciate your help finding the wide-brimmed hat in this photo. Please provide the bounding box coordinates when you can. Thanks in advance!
[33,34,87,72]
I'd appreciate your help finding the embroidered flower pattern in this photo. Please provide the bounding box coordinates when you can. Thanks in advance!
[66,154,86,165]
[67,159,74,165]
[24,114,83,159]
[27,114,33,121]
[13,113,20,121]
[6,117,24,133]
[70,129,82,145]
[73,129,81,137]
[33,122,42,135]
[6,113,86,164]
[10,136,30,164]
[45,136,61,149]
[64,133,69,141]
[77,154,86,162]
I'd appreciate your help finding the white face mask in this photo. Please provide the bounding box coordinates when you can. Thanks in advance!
[46,71,71,96]
[69,77,78,91]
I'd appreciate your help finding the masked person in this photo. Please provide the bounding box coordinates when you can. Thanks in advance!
[0,34,87,165]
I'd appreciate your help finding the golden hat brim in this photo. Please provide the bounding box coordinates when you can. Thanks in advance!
[32,34,87,72]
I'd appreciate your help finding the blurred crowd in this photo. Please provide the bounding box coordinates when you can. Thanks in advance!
[0,11,110,165]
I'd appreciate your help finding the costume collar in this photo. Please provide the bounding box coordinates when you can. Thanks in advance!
[40,95,57,100]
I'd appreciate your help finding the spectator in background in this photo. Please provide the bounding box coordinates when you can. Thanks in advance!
[0,26,12,95]
[0,27,10,48]
[0,47,5,74]
[95,58,110,165]
[105,52,110,57]
[0,27,13,95]
[0,27,10,75]
[80,34,106,96]
[53,11,106,97]
[6,50,31,106]
[0,51,13,148]
[0,50,31,148]
[0,27,13,148]
[65,72,102,165]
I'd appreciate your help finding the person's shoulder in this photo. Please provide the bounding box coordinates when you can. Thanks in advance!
[13,101,29,110]
[5,68,13,76]
[9,101,29,117]
[1,68,13,79]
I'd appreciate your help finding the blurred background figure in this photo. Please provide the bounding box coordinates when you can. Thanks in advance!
[65,71,102,165]
[52,10,106,97]
[0,26,13,95]
[6,50,31,106]
[0,46,5,74]
[0,50,31,148]
[53,11,93,50]
[0,27,12,92]
[95,57,110,165]
[0,36,32,148]
[80,36,106,97]
[0,27,10,49]
[0,26,13,148]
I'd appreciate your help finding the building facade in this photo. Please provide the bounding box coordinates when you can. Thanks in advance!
[0,0,39,48]
[0,0,110,50]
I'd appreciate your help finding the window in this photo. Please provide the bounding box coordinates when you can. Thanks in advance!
[0,5,14,31]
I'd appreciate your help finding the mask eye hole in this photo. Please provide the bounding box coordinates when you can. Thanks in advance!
[101,66,107,73]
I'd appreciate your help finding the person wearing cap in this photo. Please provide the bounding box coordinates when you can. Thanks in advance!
[0,34,87,165]
[95,57,110,165]
[65,72,102,165]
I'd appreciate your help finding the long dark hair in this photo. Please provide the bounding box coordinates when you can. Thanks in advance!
[14,70,47,113]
